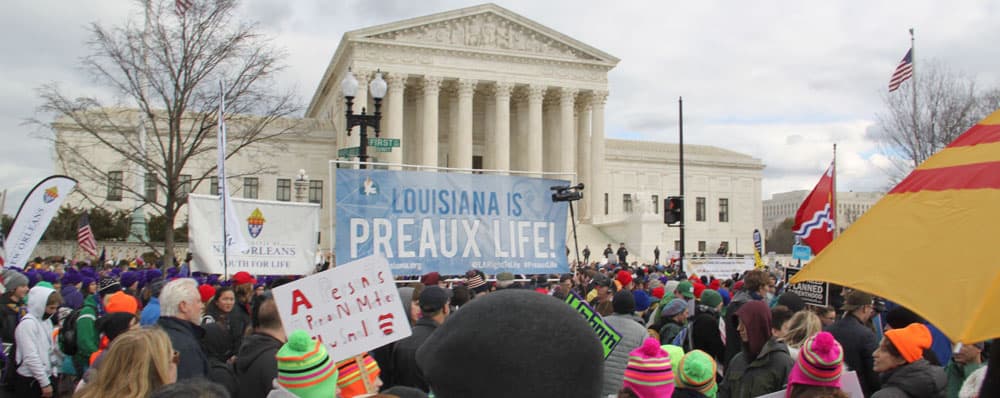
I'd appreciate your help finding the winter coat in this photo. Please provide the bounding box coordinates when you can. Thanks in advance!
[140,297,160,326]
[60,285,84,310]
[717,338,793,398]
[673,388,711,398]
[235,332,284,398]
[827,313,880,396]
[945,361,985,398]
[158,316,208,380]
[872,359,946,398]
[74,295,99,366]
[0,293,22,343]
[14,285,60,387]
[659,321,684,346]
[723,290,756,364]
[392,317,439,392]
[602,313,649,397]
[202,305,250,361]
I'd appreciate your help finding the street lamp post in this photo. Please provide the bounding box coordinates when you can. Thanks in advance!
[295,169,309,202]
[341,69,387,169]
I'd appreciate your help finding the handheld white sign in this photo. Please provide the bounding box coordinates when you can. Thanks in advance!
[272,255,411,362]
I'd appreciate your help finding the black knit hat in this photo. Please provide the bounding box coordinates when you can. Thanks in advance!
[613,289,636,314]
[416,290,604,398]
[97,277,121,296]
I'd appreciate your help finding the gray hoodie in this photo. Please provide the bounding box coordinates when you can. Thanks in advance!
[15,285,59,386]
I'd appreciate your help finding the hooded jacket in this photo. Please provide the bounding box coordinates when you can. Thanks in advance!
[140,296,160,326]
[602,312,649,397]
[14,285,60,386]
[236,332,285,398]
[872,358,947,398]
[718,301,793,398]
[74,294,99,366]
[689,306,725,364]
[723,289,757,364]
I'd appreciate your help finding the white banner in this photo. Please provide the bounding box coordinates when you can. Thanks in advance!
[682,257,755,280]
[272,255,411,363]
[187,194,319,275]
[3,176,77,269]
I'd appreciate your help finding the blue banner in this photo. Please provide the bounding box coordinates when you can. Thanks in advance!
[336,169,570,275]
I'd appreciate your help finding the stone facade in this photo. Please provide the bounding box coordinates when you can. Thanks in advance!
[763,190,883,232]
[52,4,765,265]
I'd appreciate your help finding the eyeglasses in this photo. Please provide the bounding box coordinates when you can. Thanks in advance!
[172,350,180,365]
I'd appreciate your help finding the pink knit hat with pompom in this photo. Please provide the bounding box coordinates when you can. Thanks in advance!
[623,337,675,397]
[787,331,844,394]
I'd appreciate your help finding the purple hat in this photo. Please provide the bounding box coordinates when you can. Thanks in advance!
[145,269,163,282]
[207,274,221,286]
[166,267,179,277]
[80,267,98,279]
[81,276,96,291]
[61,270,83,286]
[120,271,140,289]
[25,271,41,287]
[42,271,60,284]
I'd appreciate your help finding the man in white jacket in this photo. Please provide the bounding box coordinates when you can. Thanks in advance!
[13,285,61,397]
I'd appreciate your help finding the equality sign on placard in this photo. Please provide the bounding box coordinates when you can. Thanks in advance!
[784,267,830,307]
[272,255,411,362]
[565,291,621,359]
[336,169,570,275]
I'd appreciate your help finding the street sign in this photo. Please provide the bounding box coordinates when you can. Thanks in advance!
[784,267,829,307]
[338,146,360,158]
[375,147,392,152]
[792,244,812,261]
[368,137,399,148]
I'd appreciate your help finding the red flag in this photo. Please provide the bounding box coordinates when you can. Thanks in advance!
[793,162,835,254]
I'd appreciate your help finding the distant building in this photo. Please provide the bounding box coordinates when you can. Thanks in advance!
[763,190,883,232]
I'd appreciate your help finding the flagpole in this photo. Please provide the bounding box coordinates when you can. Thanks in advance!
[219,80,229,280]
[910,28,920,164]
[832,144,838,238]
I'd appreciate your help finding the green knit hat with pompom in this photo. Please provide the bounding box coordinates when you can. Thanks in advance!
[276,330,339,398]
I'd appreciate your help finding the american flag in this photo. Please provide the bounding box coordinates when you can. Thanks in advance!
[888,48,913,92]
[77,212,98,258]
[176,0,193,16]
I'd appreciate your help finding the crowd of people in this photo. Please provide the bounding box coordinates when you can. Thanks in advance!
[0,255,994,398]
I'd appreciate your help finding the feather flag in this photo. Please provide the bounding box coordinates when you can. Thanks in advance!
[793,162,835,255]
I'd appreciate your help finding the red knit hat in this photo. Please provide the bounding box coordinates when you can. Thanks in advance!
[651,286,665,300]
[198,284,216,303]
[616,270,633,287]
[709,279,721,290]
[693,282,706,299]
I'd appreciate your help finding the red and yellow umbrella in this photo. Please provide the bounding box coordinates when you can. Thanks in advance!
[792,109,1000,344]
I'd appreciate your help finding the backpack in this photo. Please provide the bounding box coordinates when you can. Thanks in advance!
[1,340,19,392]
[670,324,693,351]
[58,308,85,356]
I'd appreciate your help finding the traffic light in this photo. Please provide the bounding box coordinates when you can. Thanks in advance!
[664,196,683,225]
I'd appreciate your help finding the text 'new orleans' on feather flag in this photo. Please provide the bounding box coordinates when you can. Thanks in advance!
[793,162,835,255]
[791,109,1000,344]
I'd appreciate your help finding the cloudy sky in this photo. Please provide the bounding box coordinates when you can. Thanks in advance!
[2,0,999,215]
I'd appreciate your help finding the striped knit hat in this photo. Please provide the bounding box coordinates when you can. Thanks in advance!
[276,330,339,398]
[335,352,381,398]
[787,331,843,393]
[676,350,718,398]
[622,337,675,397]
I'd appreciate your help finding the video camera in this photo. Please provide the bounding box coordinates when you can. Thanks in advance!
[551,183,584,202]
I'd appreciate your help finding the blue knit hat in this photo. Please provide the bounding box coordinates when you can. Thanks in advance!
[633,290,652,312]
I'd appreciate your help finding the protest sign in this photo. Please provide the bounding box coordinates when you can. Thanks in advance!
[272,255,411,363]
[188,194,319,275]
[565,291,620,359]
[682,257,755,280]
[336,169,570,275]
[784,267,829,307]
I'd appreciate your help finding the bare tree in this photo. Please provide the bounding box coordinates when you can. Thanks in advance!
[35,0,301,267]
[873,60,997,183]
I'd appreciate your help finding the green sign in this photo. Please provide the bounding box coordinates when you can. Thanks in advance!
[338,146,360,158]
[565,291,621,359]
[368,137,400,148]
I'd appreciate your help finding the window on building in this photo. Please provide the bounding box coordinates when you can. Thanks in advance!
[604,193,608,215]
[472,155,483,174]
[719,198,729,222]
[697,241,706,252]
[210,177,219,196]
[674,240,681,251]
[652,195,659,214]
[623,194,633,213]
[276,178,291,202]
[107,171,123,201]
[178,174,192,200]
[696,197,706,221]
[244,177,259,199]
[309,180,323,205]
[144,173,157,203]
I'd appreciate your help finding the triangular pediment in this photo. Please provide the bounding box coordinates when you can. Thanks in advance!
[347,4,618,65]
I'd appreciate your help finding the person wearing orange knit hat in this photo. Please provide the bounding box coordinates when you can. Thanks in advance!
[335,352,382,397]
[871,323,946,397]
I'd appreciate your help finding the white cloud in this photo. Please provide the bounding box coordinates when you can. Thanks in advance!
[4,0,1000,214]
